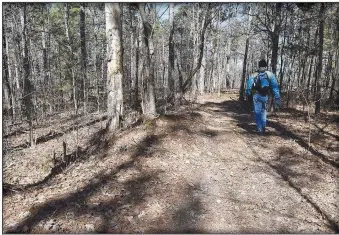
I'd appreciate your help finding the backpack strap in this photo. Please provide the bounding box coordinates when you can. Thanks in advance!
[264,71,273,89]
[265,71,273,80]
[251,72,259,94]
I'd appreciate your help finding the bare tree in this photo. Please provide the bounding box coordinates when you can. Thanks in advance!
[271,3,282,74]
[314,3,325,114]
[199,43,206,95]
[3,27,13,119]
[21,4,35,147]
[80,3,87,113]
[182,4,212,93]
[138,3,157,118]
[64,3,77,113]
[168,3,175,102]
[240,6,252,101]
[105,3,124,131]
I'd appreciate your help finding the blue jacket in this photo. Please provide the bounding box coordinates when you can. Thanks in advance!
[246,71,280,102]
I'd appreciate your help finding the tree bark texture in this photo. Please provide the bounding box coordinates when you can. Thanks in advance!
[138,3,157,118]
[64,3,77,113]
[315,3,325,115]
[168,3,175,101]
[105,3,124,131]
[21,4,35,147]
[240,38,249,101]
[3,28,13,119]
[80,4,87,113]
[182,5,211,93]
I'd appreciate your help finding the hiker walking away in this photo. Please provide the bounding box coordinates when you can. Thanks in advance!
[245,59,281,135]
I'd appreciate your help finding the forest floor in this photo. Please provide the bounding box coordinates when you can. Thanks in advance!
[2,93,339,233]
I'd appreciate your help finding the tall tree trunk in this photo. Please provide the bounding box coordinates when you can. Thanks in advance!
[176,57,184,105]
[191,5,198,97]
[47,8,52,113]
[324,52,332,94]
[297,49,302,88]
[92,8,100,112]
[240,38,249,101]
[3,28,14,120]
[329,49,338,105]
[212,40,217,93]
[307,24,319,100]
[182,5,211,93]
[311,25,320,100]
[80,4,87,113]
[64,3,77,113]
[217,39,221,97]
[161,34,166,95]
[315,3,325,115]
[335,6,339,106]
[279,9,287,89]
[178,27,184,101]
[215,9,221,97]
[57,44,63,111]
[29,36,38,124]
[286,54,296,107]
[199,43,206,94]
[271,3,282,75]
[21,4,35,147]
[41,4,50,116]
[226,37,231,90]
[306,56,314,99]
[240,6,252,101]
[105,3,124,131]
[301,20,311,89]
[138,3,157,118]
[11,17,23,121]
[129,6,134,106]
[168,3,175,102]
[134,15,141,111]
[301,57,307,87]
[5,31,16,120]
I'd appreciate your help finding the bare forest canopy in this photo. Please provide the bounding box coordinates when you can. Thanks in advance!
[2,3,339,135]
[2,4,339,233]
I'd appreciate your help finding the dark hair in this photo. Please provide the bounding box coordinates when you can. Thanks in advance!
[258,59,267,68]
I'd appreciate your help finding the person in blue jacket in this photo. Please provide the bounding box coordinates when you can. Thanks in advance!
[246,59,281,135]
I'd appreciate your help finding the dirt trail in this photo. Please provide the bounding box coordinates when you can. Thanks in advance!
[3,94,339,233]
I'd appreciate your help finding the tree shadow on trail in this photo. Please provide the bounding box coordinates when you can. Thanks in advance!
[160,112,203,122]
[203,99,339,169]
[4,111,209,233]
[3,110,204,197]
[249,145,339,233]
[3,146,88,196]
[268,120,339,168]
[7,115,108,152]
[236,123,257,134]
[4,127,114,196]
[200,98,339,232]
[282,106,339,124]
[312,122,339,142]
[4,132,163,233]
[148,183,206,233]
[86,127,114,159]
[199,100,252,116]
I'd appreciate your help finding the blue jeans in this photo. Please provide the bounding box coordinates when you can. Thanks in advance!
[253,93,268,132]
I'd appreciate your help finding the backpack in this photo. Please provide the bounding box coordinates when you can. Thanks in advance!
[252,71,272,96]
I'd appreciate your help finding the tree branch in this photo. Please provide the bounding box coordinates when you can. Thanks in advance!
[182,5,211,92]
[249,12,273,37]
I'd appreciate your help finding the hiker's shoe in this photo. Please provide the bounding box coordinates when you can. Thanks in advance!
[263,127,266,134]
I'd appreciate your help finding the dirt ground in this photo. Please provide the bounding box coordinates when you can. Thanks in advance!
[2,93,339,233]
